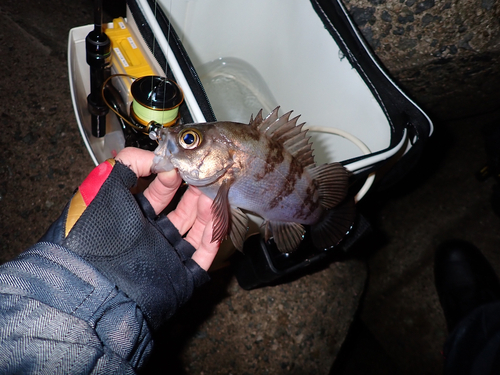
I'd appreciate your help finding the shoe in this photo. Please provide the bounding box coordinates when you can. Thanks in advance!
[434,240,500,332]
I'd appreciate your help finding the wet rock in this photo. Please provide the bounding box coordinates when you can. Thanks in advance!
[350,6,376,27]
[397,12,415,24]
[415,0,435,14]
[21,132,38,145]
[361,26,380,48]
[481,0,495,11]
[148,260,367,374]
[343,0,500,119]
[397,38,418,51]
[381,10,392,22]
[421,13,435,27]
[458,32,474,50]
[393,26,405,36]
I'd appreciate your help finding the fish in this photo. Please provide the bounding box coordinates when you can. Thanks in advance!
[152,107,355,253]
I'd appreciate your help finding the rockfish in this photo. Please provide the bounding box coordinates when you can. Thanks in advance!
[152,107,355,253]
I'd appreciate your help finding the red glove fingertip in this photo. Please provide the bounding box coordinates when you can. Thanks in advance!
[65,159,116,237]
[79,159,116,206]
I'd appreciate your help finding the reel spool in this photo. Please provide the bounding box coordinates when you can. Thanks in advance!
[130,75,183,128]
[102,74,184,142]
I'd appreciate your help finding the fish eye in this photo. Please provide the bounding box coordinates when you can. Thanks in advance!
[178,129,202,149]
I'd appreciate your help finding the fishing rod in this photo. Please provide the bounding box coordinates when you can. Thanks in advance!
[86,0,111,138]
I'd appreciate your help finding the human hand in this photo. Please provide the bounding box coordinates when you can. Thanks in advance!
[116,147,219,271]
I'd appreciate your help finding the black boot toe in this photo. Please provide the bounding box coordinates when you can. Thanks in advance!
[434,240,500,332]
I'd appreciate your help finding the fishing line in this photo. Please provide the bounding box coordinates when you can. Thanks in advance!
[151,0,174,126]
[137,0,206,122]
[150,2,157,111]
[164,0,173,126]
[305,126,375,202]
[150,0,168,126]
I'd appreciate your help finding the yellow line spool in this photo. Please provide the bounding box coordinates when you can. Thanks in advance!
[130,75,184,127]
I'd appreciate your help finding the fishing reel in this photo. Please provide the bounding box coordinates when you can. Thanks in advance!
[101,74,184,149]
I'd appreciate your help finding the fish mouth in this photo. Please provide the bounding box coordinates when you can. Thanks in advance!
[151,136,176,173]
[180,163,233,187]
[151,154,175,173]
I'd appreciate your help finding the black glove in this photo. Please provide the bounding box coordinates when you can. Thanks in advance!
[41,159,209,330]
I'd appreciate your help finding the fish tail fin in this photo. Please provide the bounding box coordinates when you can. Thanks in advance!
[310,199,356,250]
[309,162,350,209]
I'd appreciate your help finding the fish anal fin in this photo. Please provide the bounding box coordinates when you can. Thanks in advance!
[211,179,233,244]
[311,199,356,250]
[229,208,249,252]
[310,162,350,209]
[269,221,305,253]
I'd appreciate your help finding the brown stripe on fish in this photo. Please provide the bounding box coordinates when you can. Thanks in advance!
[294,182,321,221]
[253,138,285,181]
[246,124,261,142]
[267,138,285,163]
[268,157,304,210]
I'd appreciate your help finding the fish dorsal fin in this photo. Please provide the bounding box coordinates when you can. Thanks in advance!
[249,109,264,129]
[250,107,316,168]
[259,107,286,136]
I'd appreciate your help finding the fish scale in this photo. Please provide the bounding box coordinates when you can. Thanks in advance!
[228,157,320,223]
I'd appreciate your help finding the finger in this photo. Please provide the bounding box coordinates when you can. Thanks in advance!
[188,194,220,271]
[143,170,182,215]
[116,147,183,214]
[167,186,202,235]
[115,147,155,178]
[191,224,220,271]
[183,191,212,248]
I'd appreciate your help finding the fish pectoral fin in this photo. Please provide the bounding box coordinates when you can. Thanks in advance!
[311,199,356,250]
[309,162,350,209]
[229,208,249,252]
[269,221,305,253]
[210,178,233,244]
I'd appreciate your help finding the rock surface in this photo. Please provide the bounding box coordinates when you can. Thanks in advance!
[146,260,366,374]
[342,0,500,120]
